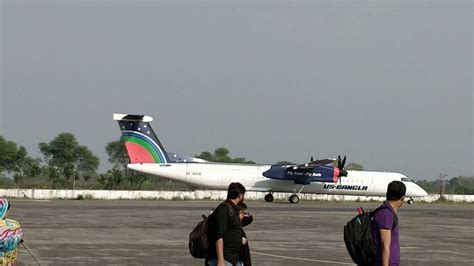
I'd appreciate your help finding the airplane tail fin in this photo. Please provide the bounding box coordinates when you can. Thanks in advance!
[113,113,170,164]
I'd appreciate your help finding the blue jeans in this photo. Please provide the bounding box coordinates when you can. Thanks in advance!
[208,258,243,266]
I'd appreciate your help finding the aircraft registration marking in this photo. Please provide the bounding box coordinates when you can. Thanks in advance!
[186,171,202,176]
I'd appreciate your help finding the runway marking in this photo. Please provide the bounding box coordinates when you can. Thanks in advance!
[252,251,354,265]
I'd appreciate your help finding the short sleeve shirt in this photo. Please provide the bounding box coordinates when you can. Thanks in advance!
[207,201,242,264]
[371,202,400,266]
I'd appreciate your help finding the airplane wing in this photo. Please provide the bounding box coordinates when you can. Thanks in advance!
[291,158,335,170]
[264,156,347,185]
[264,164,336,185]
[246,187,272,192]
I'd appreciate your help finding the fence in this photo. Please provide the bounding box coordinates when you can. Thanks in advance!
[0,189,473,202]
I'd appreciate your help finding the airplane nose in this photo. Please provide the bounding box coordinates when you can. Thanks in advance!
[403,181,428,197]
[418,186,428,197]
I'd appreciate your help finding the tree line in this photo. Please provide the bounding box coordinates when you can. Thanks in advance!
[0,133,252,190]
[1,134,473,193]
[415,177,474,195]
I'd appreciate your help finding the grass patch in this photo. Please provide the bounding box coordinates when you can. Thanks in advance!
[429,196,473,204]
[75,194,94,200]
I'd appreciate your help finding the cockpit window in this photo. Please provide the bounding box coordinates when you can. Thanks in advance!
[401,177,408,181]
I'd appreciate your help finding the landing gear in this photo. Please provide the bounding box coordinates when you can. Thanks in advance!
[289,194,300,204]
[264,193,274,202]
[288,185,304,204]
[407,198,414,205]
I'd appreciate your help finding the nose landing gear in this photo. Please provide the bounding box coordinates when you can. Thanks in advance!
[407,197,415,205]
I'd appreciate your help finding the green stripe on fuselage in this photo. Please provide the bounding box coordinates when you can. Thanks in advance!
[121,136,162,163]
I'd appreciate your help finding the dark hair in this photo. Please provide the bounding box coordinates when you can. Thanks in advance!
[386,181,406,201]
[226,182,246,200]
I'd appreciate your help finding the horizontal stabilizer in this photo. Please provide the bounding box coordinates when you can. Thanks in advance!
[113,113,153,122]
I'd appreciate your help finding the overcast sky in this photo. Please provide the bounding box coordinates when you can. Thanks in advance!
[1,0,472,180]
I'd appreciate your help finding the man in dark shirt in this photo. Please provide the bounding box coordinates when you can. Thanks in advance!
[207,182,246,266]
[372,181,406,266]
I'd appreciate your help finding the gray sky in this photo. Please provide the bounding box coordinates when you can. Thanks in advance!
[1,0,472,180]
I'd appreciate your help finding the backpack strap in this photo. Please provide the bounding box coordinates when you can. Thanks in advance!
[371,205,398,231]
[222,201,236,218]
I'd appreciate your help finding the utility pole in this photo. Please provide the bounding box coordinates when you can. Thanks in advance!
[73,173,77,199]
[437,174,448,198]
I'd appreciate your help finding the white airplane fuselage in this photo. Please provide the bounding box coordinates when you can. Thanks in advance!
[128,162,428,198]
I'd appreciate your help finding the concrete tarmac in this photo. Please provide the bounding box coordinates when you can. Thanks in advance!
[10,200,474,265]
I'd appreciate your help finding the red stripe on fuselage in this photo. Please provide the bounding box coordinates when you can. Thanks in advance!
[125,142,156,163]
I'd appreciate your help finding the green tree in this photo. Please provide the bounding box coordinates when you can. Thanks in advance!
[105,139,129,170]
[416,176,474,195]
[345,163,364,171]
[105,139,150,190]
[0,136,41,185]
[446,176,474,194]
[126,172,149,190]
[415,179,438,194]
[196,151,213,162]
[277,161,294,165]
[45,165,66,188]
[196,147,256,164]
[98,169,123,189]
[0,135,20,174]
[39,133,99,188]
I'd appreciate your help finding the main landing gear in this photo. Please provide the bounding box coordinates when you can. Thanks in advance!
[264,193,274,202]
[289,194,300,204]
[407,197,415,205]
[264,186,304,204]
[288,185,305,204]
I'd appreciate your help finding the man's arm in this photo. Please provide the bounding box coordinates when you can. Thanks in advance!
[379,229,391,266]
[216,238,225,266]
[214,205,229,266]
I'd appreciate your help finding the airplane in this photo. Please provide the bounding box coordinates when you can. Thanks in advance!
[113,113,428,204]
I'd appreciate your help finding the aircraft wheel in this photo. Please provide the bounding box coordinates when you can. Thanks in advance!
[407,198,414,205]
[289,194,299,204]
[264,194,274,202]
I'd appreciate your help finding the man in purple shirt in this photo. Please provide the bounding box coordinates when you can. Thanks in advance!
[372,181,406,266]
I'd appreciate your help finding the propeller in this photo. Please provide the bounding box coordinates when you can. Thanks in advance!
[337,155,347,170]
[333,155,348,183]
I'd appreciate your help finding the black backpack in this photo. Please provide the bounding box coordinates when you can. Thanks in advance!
[343,206,397,266]
[188,202,235,259]
[189,214,211,258]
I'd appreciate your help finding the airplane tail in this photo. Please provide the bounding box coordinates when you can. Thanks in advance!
[113,114,170,164]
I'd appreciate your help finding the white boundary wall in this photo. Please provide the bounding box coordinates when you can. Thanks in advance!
[0,189,473,203]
